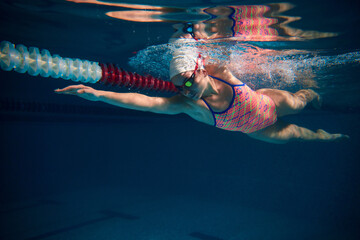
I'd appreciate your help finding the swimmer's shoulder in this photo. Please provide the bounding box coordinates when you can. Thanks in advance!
[169,94,214,125]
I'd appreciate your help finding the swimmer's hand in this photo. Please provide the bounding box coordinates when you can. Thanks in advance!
[54,85,101,102]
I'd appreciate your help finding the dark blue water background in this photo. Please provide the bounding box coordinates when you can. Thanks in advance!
[0,0,359,239]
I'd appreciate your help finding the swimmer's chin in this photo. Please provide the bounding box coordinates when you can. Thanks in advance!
[187,93,202,101]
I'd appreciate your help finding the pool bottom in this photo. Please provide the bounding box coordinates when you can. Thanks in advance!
[0,186,345,240]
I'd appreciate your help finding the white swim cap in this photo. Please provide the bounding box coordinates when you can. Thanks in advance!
[169,38,204,79]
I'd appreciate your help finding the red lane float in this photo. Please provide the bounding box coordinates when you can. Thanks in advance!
[99,63,178,93]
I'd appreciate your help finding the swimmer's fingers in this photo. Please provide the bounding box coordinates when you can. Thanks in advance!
[55,84,92,94]
[66,0,91,3]
[55,85,100,101]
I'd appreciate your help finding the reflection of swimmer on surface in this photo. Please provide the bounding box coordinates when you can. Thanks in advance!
[55,37,348,143]
[67,0,337,41]
[202,4,337,41]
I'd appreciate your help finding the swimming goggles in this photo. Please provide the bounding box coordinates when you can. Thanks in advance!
[183,22,196,39]
[184,72,196,87]
[175,71,196,92]
[175,53,201,91]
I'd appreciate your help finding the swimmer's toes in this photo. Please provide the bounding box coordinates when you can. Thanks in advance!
[336,134,350,141]
[316,129,349,141]
[313,94,322,110]
[329,133,350,142]
[311,90,322,110]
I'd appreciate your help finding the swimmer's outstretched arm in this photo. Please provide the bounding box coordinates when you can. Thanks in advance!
[55,84,187,115]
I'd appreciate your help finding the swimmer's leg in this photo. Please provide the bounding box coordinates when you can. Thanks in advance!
[256,88,321,117]
[248,120,349,144]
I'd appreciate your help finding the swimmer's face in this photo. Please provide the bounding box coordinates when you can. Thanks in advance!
[172,70,208,100]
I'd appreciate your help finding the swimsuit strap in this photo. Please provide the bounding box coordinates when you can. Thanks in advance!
[201,98,216,127]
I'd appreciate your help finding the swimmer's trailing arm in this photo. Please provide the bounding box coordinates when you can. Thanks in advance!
[0,41,178,94]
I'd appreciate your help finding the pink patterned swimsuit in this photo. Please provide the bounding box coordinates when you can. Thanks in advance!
[202,76,277,133]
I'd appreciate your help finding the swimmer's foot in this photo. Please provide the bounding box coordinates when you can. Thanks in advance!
[295,89,322,110]
[316,129,350,142]
[307,89,322,110]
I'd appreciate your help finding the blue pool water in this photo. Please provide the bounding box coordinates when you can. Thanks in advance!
[0,0,359,239]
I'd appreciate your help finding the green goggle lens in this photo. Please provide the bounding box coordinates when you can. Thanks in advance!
[185,81,193,87]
